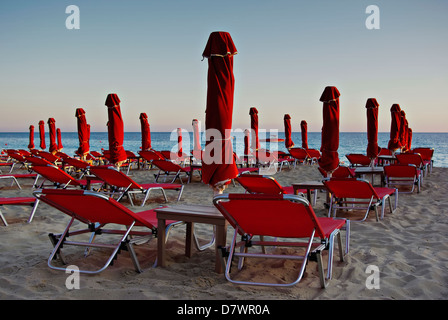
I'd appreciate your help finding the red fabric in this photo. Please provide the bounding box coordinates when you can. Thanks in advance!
[407,128,413,151]
[318,86,340,173]
[105,94,127,165]
[283,114,294,149]
[400,111,408,151]
[47,118,58,154]
[366,98,380,160]
[75,108,90,157]
[387,104,402,152]
[202,32,239,187]
[38,120,46,150]
[249,107,260,150]
[192,119,201,151]
[300,120,309,150]
[139,113,152,151]
[57,128,63,151]
[244,129,250,155]
[28,125,35,149]
[177,128,183,156]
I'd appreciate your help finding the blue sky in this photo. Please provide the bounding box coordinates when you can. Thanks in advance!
[1,0,447,133]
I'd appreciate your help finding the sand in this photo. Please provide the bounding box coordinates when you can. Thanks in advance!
[0,162,447,301]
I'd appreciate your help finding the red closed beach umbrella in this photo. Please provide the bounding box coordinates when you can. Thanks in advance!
[249,107,260,151]
[192,119,202,160]
[366,98,380,163]
[177,128,183,156]
[400,110,408,152]
[284,114,294,149]
[28,125,35,150]
[318,86,340,174]
[407,128,413,151]
[201,31,239,193]
[47,118,58,154]
[105,94,127,166]
[387,104,402,153]
[139,113,151,151]
[244,129,250,156]
[300,120,309,150]
[57,128,63,151]
[75,108,90,159]
[38,120,46,150]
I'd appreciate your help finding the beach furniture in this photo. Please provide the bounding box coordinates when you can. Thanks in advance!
[213,193,350,288]
[411,148,434,174]
[33,188,183,274]
[138,150,165,169]
[397,152,430,178]
[345,153,371,167]
[323,177,398,221]
[62,156,91,178]
[288,147,311,166]
[306,148,321,163]
[318,165,355,178]
[31,164,101,189]
[151,159,201,184]
[235,174,316,205]
[0,197,40,226]
[384,164,421,193]
[89,165,184,206]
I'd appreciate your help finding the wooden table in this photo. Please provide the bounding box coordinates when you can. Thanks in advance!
[354,166,384,186]
[292,181,327,204]
[155,204,229,273]
[377,155,396,166]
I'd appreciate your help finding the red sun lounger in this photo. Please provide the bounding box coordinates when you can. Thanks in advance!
[384,164,421,193]
[0,197,40,226]
[89,165,184,206]
[213,193,350,288]
[151,159,201,184]
[323,177,398,221]
[31,164,102,190]
[33,188,182,274]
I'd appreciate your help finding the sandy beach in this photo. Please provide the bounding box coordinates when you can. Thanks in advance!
[0,162,447,301]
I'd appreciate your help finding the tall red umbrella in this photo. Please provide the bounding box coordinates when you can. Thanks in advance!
[75,108,90,159]
[38,120,46,150]
[105,94,127,166]
[300,120,309,150]
[249,107,260,151]
[283,114,294,149]
[192,119,201,160]
[400,110,408,152]
[57,128,63,151]
[407,128,413,151]
[366,98,380,164]
[139,113,151,151]
[318,86,340,174]
[201,31,238,193]
[47,118,58,154]
[177,128,183,156]
[28,125,35,150]
[387,104,402,153]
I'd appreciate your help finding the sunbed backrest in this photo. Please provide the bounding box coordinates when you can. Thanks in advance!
[235,174,284,194]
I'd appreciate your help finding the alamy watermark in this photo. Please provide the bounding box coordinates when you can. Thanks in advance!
[65,5,80,30]
[365,265,380,289]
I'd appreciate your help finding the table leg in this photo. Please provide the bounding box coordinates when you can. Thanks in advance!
[157,217,167,267]
[185,222,194,258]
[215,223,228,274]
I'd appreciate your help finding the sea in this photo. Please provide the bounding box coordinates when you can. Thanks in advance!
[1,131,447,168]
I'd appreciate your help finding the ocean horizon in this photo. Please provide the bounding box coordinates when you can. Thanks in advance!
[1,131,446,168]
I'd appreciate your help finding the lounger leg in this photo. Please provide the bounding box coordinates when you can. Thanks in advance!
[0,209,8,226]
[27,199,40,223]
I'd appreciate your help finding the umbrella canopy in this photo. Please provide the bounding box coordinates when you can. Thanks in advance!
[400,110,408,152]
[47,118,58,154]
[38,120,46,150]
[407,128,413,151]
[28,125,35,150]
[57,128,63,151]
[75,108,90,158]
[387,104,402,153]
[366,98,380,161]
[139,113,152,151]
[249,107,260,151]
[105,94,127,166]
[244,129,250,156]
[283,114,294,149]
[201,31,239,191]
[177,128,183,156]
[300,120,309,150]
[318,86,340,174]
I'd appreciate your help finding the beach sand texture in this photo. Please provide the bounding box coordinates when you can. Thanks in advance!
[0,163,447,300]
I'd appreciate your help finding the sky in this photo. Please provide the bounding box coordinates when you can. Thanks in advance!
[1,0,447,133]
